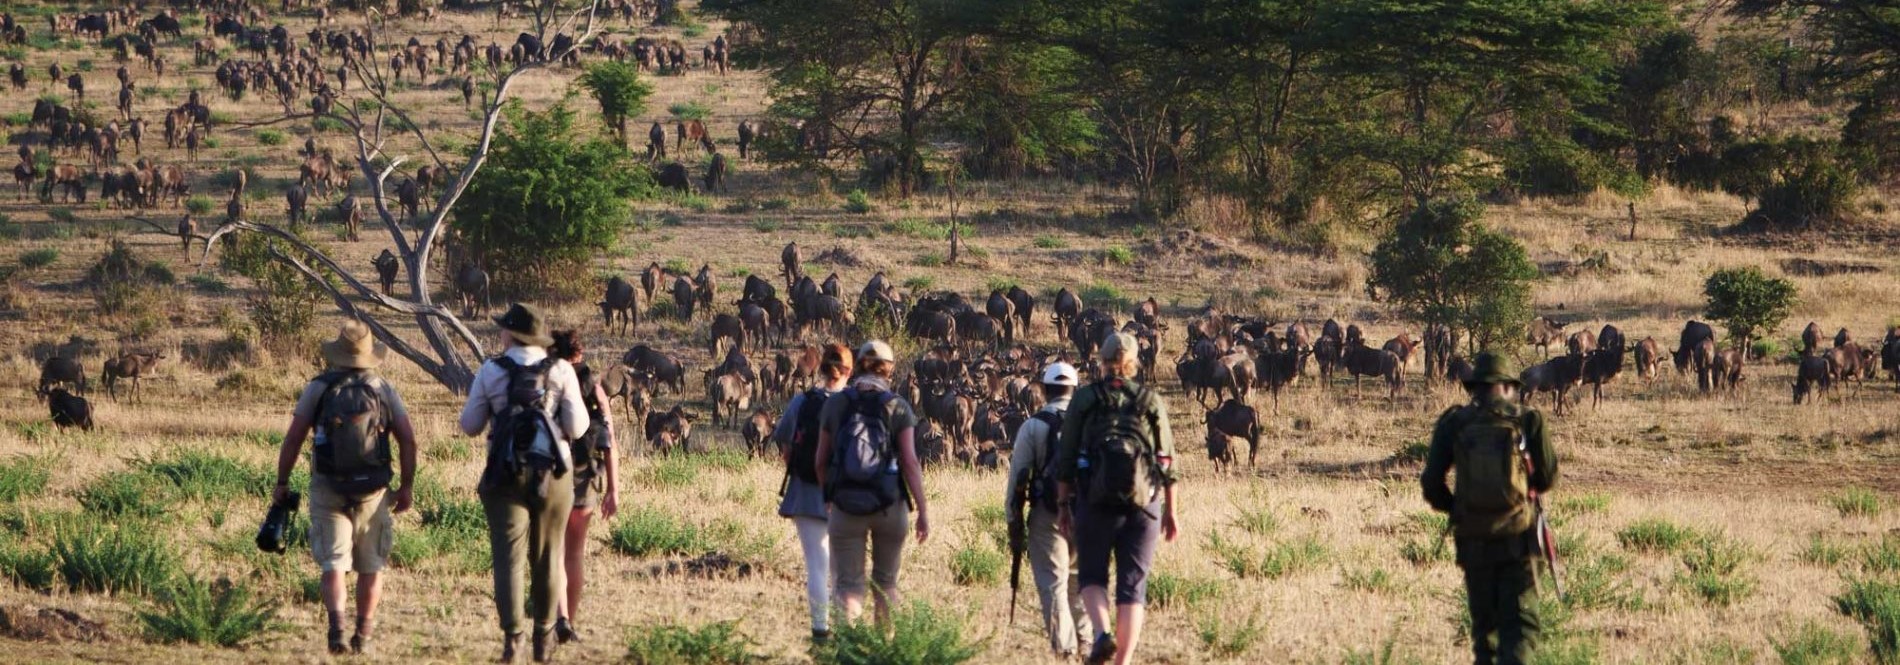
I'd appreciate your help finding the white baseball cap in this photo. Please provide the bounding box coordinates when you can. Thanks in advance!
[858,340,896,363]
[1040,362,1079,387]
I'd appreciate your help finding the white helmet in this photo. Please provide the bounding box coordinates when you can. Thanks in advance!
[1040,362,1080,387]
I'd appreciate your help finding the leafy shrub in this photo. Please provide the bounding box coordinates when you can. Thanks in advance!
[1032,235,1066,249]
[913,253,944,268]
[1743,138,1859,231]
[0,541,57,592]
[139,449,272,501]
[52,522,178,595]
[79,471,170,519]
[609,508,703,558]
[624,620,761,665]
[1616,518,1699,554]
[1080,282,1130,311]
[255,130,286,147]
[812,601,984,665]
[1835,577,1900,663]
[1773,620,1861,665]
[18,248,57,270]
[949,544,1004,587]
[138,576,281,646]
[186,195,216,215]
[667,101,712,121]
[0,455,52,502]
[843,189,874,214]
[1101,245,1135,266]
[47,207,77,224]
[1703,266,1797,351]
[578,60,654,139]
[1367,197,1538,352]
[1232,505,1278,536]
[1678,536,1756,607]
[1833,487,1884,518]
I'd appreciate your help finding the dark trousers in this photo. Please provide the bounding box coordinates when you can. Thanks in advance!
[479,467,575,636]
[1461,557,1540,665]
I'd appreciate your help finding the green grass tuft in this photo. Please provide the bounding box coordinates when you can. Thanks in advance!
[812,601,985,665]
[18,248,58,271]
[949,544,1004,587]
[1678,535,1756,607]
[1102,245,1135,266]
[137,576,282,646]
[1616,518,1700,554]
[0,455,53,502]
[624,620,761,664]
[609,508,703,558]
[1032,235,1066,249]
[0,540,57,592]
[78,470,171,520]
[1832,487,1884,518]
[1772,620,1860,665]
[1195,609,1265,659]
[254,130,286,147]
[1146,571,1222,611]
[1835,577,1900,664]
[843,189,874,214]
[51,521,178,595]
[139,449,273,501]
[667,101,712,120]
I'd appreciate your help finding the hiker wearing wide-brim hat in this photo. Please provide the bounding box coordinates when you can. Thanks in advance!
[274,320,420,657]
[493,302,555,348]
[459,302,590,663]
[1423,349,1560,665]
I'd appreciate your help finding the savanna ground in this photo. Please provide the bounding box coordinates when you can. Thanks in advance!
[2,2,1900,664]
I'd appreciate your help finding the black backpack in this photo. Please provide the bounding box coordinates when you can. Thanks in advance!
[786,387,829,484]
[311,370,392,496]
[1080,380,1158,513]
[1028,409,1066,512]
[489,356,566,478]
[824,389,902,515]
[571,363,607,482]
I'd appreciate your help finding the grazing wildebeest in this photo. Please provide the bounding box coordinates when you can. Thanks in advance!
[284,184,308,226]
[1341,343,1403,400]
[601,275,638,335]
[1205,398,1262,471]
[644,406,694,455]
[1826,344,1868,393]
[1633,336,1663,381]
[623,345,688,396]
[709,313,746,358]
[101,351,164,402]
[1566,329,1597,356]
[1794,354,1832,405]
[808,295,854,339]
[1519,353,1584,414]
[38,356,87,400]
[48,389,93,431]
[742,408,775,459]
[641,261,665,304]
[671,276,696,321]
[656,161,692,193]
[703,151,727,193]
[1007,285,1035,340]
[708,373,751,428]
[1688,337,1717,393]
[1527,316,1566,358]
[1672,321,1717,382]
[677,119,712,155]
[736,119,756,159]
[372,249,399,295]
[1802,321,1823,356]
[455,263,490,317]
[1710,348,1745,395]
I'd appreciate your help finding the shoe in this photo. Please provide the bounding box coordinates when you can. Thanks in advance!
[350,633,372,656]
[327,628,348,655]
[811,628,832,644]
[533,629,557,663]
[554,618,580,644]
[1058,649,1077,661]
[1085,635,1118,665]
[499,633,522,664]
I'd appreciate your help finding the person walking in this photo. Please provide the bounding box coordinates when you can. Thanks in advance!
[1421,352,1559,665]
[547,330,619,645]
[459,304,590,664]
[771,343,853,641]
[814,340,929,625]
[1006,362,1091,658]
[271,321,419,656]
[1055,332,1179,665]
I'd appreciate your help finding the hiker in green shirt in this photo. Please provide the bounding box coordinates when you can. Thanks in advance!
[1421,352,1559,665]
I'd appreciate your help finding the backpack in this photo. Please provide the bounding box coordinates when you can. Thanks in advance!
[1449,406,1533,539]
[571,363,607,485]
[1027,409,1066,512]
[824,389,902,516]
[786,387,830,484]
[488,356,567,479]
[311,370,392,496]
[1080,380,1159,513]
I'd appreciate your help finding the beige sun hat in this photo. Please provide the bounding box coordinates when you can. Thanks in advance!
[321,320,387,370]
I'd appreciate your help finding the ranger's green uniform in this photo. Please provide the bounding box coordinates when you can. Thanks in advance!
[1420,353,1558,665]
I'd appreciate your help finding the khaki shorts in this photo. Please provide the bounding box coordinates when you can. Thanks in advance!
[308,476,394,574]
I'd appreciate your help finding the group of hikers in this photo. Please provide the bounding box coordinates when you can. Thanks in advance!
[269,305,1556,664]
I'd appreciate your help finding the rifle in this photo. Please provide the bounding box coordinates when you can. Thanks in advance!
[1007,469,1029,626]
[1519,435,1565,600]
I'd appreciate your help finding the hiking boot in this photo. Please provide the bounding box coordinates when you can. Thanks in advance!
[811,628,832,644]
[533,628,557,663]
[499,633,522,664]
[1085,635,1118,665]
[327,628,348,655]
[350,633,372,656]
[554,618,580,644]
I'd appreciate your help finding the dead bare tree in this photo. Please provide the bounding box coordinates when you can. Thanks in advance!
[203,1,603,393]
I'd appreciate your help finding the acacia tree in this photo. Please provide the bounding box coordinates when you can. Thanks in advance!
[1366,198,1539,353]
[578,60,654,144]
[205,1,604,393]
[1703,266,1797,352]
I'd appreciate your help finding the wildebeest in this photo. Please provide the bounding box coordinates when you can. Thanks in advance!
[641,261,665,303]
[1673,320,1717,381]
[1710,348,1745,395]
[671,276,696,321]
[455,263,490,317]
[708,373,751,428]
[1253,346,1303,409]
[644,405,694,455]
[372,249,399,296]
[1520,354,1584,414]
[1566,329,1596,356]
[623,345,688,396]
[677,119,712,155]
[1340,343,1403,400]
[704,152,727,193]
[1802,321,1823,356]
[284,184,308,226]
[742,408,775,459]
[48,389,93,431]
[101,351,163,403]
[1633,336,1663,381]
[1794,354,1832,405]
[1883,328,1900,390]
[599,276,638,335]
[736,119,756,159]
[709,313,746,358]
[1205,399,1262,471]
[38,356,87,400]
[1382,334,1418,368]
[1052,288,1081,337]
[656,161,692,193]
[1006,286,1035,340]
[647,122,667,160]
[1826,344,1869,393]
[1527,316,1566,358]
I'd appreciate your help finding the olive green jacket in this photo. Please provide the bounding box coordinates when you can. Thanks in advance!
[1053,378,1175,485]
[1419,395,1559,526]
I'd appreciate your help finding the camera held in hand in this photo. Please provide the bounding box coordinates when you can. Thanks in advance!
[256,490,301,554]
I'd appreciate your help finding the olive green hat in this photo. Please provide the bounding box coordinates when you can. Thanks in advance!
[1463,352,1521,389]
[493,302,554,347]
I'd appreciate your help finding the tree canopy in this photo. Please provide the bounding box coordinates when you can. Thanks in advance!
[578,61,654,143]
[1703,266,1798,351]
[1366,198,1539,353]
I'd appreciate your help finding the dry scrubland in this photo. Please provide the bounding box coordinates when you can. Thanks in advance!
[2,2,1900,664]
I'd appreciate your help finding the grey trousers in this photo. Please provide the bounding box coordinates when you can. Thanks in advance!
[1028,505,1091,654]
[480,468,575,636]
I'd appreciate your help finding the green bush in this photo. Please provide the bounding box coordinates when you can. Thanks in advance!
[1703,266,1798,351]
[843,189,874,214]
[903,276,935,291]
[625,620,760,665]
[52,522,178,595]
[750,219,780,233]
[668,101,712,121]
[18,248,57,271]
[1861,534,1900,575]
[79,471,170,519]
[1773,620,1861,665]
[812,601,984,665]
[0,455,52,502]
[677,194,713,213]
[312,116,347,133]
[1102,245,1135,266]
[1032,235,1066,249]
[609,508,704,558]
[1833,487,1884,518]
[47,207,77,225]
[137,576,282,646]
[1195,610,1265,659]
[1145,571,1221,611]
[185,195,215,215]
[1745,138,1860,230]
[1678,536,1755,607]
[1616,518,1699,554]
[0,541,57,592]
[1366,197,1539,352]
[913,253,944,268]
[139,449,273,501]
[255,130,286,147]
[883,218,952,240]
[1835,577,1900,663]
[1080,282,1130,311]
[1802,535,1850,568]
[1562,554,1644,611]
[949,544,1004,587]
[578,60,654,139]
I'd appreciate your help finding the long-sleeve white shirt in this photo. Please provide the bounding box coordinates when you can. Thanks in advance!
[458,345,589,443]
[1004,396,1071,516]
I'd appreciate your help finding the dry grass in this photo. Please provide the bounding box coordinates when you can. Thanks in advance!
[1,1,1900,663]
